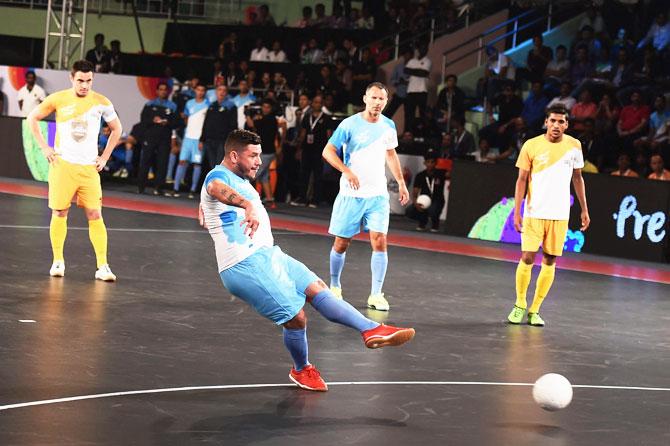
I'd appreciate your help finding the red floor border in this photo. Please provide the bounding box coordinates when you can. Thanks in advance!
[2,181,669,284]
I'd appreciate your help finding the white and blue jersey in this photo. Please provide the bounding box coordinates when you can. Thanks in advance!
[184,98,209,140]
[202,165,317,324]
[328,112,398,198]
[201,165,273,271]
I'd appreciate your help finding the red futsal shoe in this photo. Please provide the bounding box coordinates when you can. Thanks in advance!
[362,324,416,349]
[289,365,328,392]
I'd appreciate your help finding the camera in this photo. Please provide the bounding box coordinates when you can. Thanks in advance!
[244,104,263,117]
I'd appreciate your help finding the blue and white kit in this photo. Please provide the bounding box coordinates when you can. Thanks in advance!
[181,98,209,163]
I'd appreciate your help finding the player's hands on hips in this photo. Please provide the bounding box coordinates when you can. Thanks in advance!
[580,210,590,231]
[514,213,523,233]
[398,184,410,206]
[94,156,108,172]
[42,146,58,164]
[242,205,260,238]
[343,169,360,190]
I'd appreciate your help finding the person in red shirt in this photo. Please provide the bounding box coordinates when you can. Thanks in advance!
[570,89,598,134]
[648,154,670,180]
[617,90,650,153]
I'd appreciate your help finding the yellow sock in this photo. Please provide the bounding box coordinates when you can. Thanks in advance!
[49,214,67,262]
[529,263,556,314]
[515,261,533,309]
[88,218,108,268]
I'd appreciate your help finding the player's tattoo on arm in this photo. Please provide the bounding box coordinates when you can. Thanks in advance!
[208,180,249,208]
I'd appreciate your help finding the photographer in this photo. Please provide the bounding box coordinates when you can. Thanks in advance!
[245,98,283,206]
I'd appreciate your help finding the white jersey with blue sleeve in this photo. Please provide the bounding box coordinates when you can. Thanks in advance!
[201,165,274,272]
[328,113,398,198]
[184,98,210,140]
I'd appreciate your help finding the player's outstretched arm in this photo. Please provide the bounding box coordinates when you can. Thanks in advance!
[572,168,590,231]
[27,103,57,163]
[514,168,529,233]
[385,148,409,205]
[322,142,359,189]
[206,179,260,237]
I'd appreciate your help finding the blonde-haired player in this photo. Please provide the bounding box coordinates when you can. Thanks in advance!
[507,105,590,326]
[27,60,122,281]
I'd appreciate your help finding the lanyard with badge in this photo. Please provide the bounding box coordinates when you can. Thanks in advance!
[306,112,323,144]
[425,174,435,197]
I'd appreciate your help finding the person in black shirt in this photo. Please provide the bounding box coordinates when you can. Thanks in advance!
[201,85,238,170]
[351,48,376,106]
[137,82,178,195]
[478,83,523,150]
[406,150,447,232]
[291,95,332,207]
[436,74,466,127]
[245,98,282,205]
[85,33,110,73]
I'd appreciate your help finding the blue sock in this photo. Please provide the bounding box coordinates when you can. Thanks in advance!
[370,251,388,295]
[330,249,346,288]
[190,165,202,192]
[311,290,379,332]
[167,153,177,180]
[283,327,309,371]
[174,163,187,192]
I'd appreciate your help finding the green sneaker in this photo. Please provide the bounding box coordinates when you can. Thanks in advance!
[507,305,526,324]
[527,312,545,327]
[367,293,390,311]
[330,286,344,300]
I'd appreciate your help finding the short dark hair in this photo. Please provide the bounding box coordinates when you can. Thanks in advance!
[546,105,568,119]
[556,44,567,52]
[365,82,389,96]
[156,81,169,90]
[71,60,95,75]
[446,74,457,82]
[25,70,36,78]
[225,129,262,155]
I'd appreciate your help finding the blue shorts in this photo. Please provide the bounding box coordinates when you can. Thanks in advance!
[219,246,319,325]
[179,137,203,164]
[328,194,390,238]
[256,154,275,183]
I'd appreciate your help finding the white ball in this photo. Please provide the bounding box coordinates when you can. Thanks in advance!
[416,194,432,209]
[532,373,573,411]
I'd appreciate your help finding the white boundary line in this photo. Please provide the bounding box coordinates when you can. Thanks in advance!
[1,381,668,411]
[0,225,303,235]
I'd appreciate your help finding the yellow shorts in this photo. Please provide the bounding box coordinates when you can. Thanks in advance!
[48,158,102,210]
[520,217,568,256]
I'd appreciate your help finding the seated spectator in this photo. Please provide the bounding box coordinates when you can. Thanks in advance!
[267,40,288,62]
[239,60,250,78]
[634,94,670,152]
[636,12,670,54]
[335,58,353,104]
[313,3,330,28]
[570,89,598,134]
[544,45,571,87]
[85,33,110,73]
[578,5,605,35]
[525,34,553,83]
[630,45,661,87]
[272,72,290,98]
[245,70,259,94]
[617,90,650,152]
[436,74,466,125]
[595,92,620,136]
[224,60,242,87]
[342,37,360,64]
[321,40,344,65]
[351,48,376,105]
[546,81,576,111]
[488,117,530,164]
[448,116,475,159]
[521,80,550,131]
[609,48,635,88]
[473,138,498,163]
[611,153,639,177]
[300,38,324,64]
[570,45,594,87]
[478,84,523,149]
[255,4,276,26]
[250,38,269,62]
[578,118,605,171]
[479,46,516,102]
[317,65,340,99]
[648,154,670,180]
[356,8,375,30]
[108,40,123,74]
[330,4,348,29]
[406,150,447,232]
[611,29,634,63]
[571,25,603,63]
[634,150,651,178]
[296,6,314,28]
[398,130,417,153]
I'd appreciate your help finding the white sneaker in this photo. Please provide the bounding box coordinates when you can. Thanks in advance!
[367,292,390,311]
[49,261,65,277]
[330,286,344,300]
[95,264,117,282]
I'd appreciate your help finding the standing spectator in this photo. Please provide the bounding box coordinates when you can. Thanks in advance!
[636,12,670,54]
[480,46,516,102]
[108,40,123,74]
[317,65,340,99]
[617,90,650,153]
[223,32,240,60]
[313,3,330,28]
[570,89,598,134]
[525,35,553,83]
[224,60,242,88]
[255,4,276,26]
[300,38,324,64]
[206,76,226,103]
[250,38,269,62]
[292,95,332,207]
[611,153,639,177]
[648,154,670,180]
[634,94,670,152]
[436,73,466,126]
[449,116,475,159]
[384,48,412,119]
[331,4,348,29]
[335,58,353,105]
[342,38,360,65]
[85,33,110,73]
[245,98,282,205]
[521,80,550,131]
[351,48,376,105]
[546,82,576,111]
[17,70,46,117]
[297,6,314,27]
[169,84,209,198]
[404,45,431,133]
[267,40,288,62]
[232,79,257,129]
[138,82,178,195]
[260,72,273,93]
[201,85,237,171]
[406,150,447,232]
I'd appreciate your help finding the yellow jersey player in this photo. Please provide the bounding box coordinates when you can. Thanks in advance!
[27,60,123,281]
[507,105,590,326]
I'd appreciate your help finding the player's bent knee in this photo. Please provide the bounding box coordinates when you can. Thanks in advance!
[333,237,351,253]
[543,254,557,265]
[284,309,307,329]
[85,209,102,220]
[53,209,69,218]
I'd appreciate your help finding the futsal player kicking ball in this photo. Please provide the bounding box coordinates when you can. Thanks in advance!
[507,105,590,326]
[27,60,122,281]
[322,82,410,311]
[199,129,415,391]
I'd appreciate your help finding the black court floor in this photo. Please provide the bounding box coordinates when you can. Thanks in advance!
[0,193,668,445]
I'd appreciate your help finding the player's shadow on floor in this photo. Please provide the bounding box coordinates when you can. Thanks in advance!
[152,393,407,444]
[495,421,565,438]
